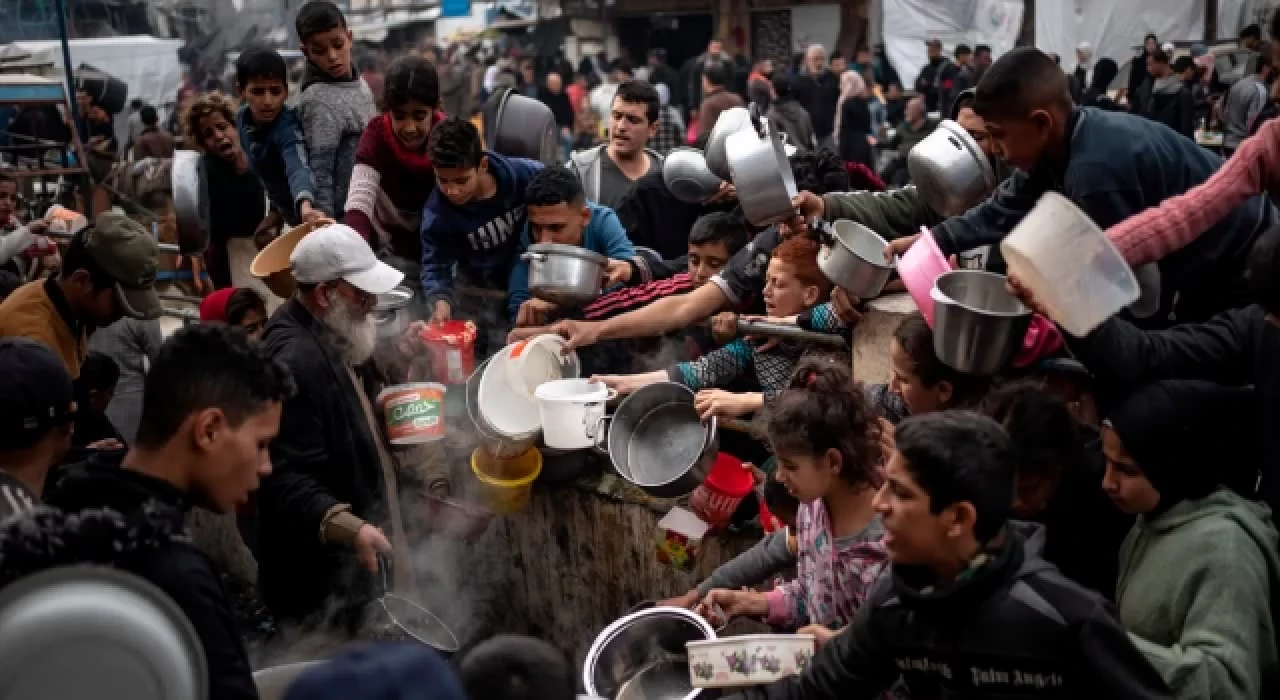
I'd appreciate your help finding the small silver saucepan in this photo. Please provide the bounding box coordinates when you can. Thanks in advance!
[375,555,460,655]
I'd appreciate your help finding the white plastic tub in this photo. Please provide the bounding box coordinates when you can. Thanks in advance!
[686,634,815,688]
[534,379,613,449]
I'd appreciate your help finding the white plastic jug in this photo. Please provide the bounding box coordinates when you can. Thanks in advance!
[534,379,614,450]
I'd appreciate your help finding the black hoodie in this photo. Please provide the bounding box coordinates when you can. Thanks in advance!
[728,527,1173,699]
[14,453,258,700]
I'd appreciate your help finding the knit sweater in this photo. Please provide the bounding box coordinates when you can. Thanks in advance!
[298,64,378,219]
[763,500,888,629]
[1107,116,1280,268]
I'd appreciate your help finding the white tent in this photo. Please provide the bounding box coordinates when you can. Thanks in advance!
[882,0,1025,95]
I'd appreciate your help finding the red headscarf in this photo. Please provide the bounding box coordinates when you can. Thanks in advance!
[199,287,237,323]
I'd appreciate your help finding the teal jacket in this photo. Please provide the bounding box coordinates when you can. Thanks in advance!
[1117,488,1280,700]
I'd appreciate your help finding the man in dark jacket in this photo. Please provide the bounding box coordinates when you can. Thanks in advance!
[4,324,295,700]
[1136,50,1195,138]
[937,44,975,119]
[794,44,841,148]
[646,48,680,94]
[615,166,736,260]
[678,39,735,118]
[727,412,1173,700]
[915,39,953,113]
[258,223,404,629]
[0,338,75,520]
[902,48,1273,327]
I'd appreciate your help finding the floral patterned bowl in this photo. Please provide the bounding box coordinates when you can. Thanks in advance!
[685,634,816,688]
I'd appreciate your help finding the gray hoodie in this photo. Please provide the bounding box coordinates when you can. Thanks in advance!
[298,64,378,218]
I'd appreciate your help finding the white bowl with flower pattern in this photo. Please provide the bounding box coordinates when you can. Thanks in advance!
[686,634,816,688]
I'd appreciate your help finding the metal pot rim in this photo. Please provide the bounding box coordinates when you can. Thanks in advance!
[935,270,1031,318]
[829,220,896,270]
[581,605,716,697]
[935,119,997,190]
[607,383,713,489]
[374,285,413,312]
[527,243,609,266]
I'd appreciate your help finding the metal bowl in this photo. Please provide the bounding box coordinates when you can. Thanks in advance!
[604,382,718,498]
[250,218,334,299]
[171,149,209,255]
[704,107,752,181]
[485,89,560,165]
[908,120,997,217]
[582,606,716,700]
[819,220,895,298]
[373,285,414,340]
[663,148,723,204]
[932,270,1031,376]
[523,243,608,307]
[0,566,208,700]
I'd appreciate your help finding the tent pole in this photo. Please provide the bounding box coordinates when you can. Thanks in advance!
[54,0,90,218]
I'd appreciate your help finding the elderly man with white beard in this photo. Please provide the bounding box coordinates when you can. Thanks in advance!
[255,222,408,634]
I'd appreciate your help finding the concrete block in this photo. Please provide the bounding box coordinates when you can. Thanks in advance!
[852,292,918,385]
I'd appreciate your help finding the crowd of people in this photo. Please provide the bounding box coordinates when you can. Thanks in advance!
[4,2,1280,698]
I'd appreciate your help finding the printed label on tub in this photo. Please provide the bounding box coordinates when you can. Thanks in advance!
[382,386,445,442]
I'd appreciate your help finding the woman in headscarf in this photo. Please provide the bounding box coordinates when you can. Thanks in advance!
[834,70,873,170]
[1103,379,1278,700]
[1082,58,1123,110]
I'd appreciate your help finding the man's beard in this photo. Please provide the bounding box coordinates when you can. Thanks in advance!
[321,288,378,365]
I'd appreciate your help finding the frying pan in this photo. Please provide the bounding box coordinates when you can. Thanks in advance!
[375,555,460,654]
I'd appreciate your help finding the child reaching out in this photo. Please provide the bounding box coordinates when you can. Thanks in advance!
[594,236,830,420]
[699,357,889,643]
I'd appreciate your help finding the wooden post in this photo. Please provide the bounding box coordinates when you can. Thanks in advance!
[1206,0,1219,42]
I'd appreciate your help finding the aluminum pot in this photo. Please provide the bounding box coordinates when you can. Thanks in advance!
[932,270,1031,376]
[522,243,608,307]
[704,107,752,181]
[582,605,716,700]
[819,220,895,298]
[171,149,210,255]
[663,148,723,204]
[601,382,718,498]
[372,285,413,340]
[484,89,560,165]
[726,114,797,227]
[907,119,997,217]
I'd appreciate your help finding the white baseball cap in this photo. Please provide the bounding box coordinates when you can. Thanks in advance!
[290,223,404,294]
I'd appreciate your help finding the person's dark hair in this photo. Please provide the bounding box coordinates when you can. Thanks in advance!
[133,324,295,449]
[1143,33,1159,50]
[295,0,347,42]
[1085,57,1119,99]
[789,148,850,195]
[972,47,1072,121]
[1150,49,1171,66]
[60,229,116,291]
[235,47,288,87]
[428,116,483,169]
[975,44,992,57]
[771,70,796,100]
[702,60,730,89]
[225,287,266,328]
[955,44,972,58]
[524,166,584,208]
[688,210,748,254]
[139,105,158,127]
[979,380,1086,483]
[609,58,633,78]
[1246,223,1280,314]
[458,635,575,700]
[613,79,660,123]
[1271,8,1280,46]
[894,411,1015,542]
[384,55,440,110]
[763,355,882,490]
[893,313,990,408]
[0,270,21,299]
[1241,23,1262,41]
[1172,56,1195,74]
[77,352,119,396]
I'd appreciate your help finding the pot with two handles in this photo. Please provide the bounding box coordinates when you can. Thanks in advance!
[818,220,896,299]
[597,382,719,499]
[522,243,608,307]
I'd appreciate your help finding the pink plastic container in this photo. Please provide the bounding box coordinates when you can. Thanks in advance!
[898,229,952,325]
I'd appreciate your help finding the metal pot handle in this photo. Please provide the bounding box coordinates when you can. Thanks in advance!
[748,102,765,137]
[376,553,392,597]
[702,415,718,454]
[521,252,547,263]
[592,414,612,454]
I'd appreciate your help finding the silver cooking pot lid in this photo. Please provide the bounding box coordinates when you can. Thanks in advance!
[0,566,208,700]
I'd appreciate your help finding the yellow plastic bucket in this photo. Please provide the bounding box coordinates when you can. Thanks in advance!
[470,447,542,514]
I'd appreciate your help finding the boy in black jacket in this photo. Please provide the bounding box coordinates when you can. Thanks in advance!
[728,412,1172,700]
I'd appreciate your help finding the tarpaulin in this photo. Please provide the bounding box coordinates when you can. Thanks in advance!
[882,0,1024,95]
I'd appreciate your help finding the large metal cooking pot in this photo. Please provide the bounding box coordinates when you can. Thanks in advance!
[601,382,718,498]
[171,149,210,255]
[819,220,895,298]
[483,89,560,165]
[907,119,997,217]
[663,148,723,204]
[372,285,413,340]
[704,107,751,181]
[582,605,716,700]
[254,661,325,700]
[522,243,608,307]
[932,270,1031,376]
[0,566,208,700]
[726,111,797,227]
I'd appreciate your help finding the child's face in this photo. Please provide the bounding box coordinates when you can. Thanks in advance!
[191,402,281,514]
[761,258,820,318]
[390,98,434,151]
[240,77,288,125]
[434,159,486,207]
[197,112,242,161]
[981,111,1052,172]
[888,339,951,416]
[772,447,840,504]
[0,181,17,223]
[527,201,590,246]
[1100,426,1161,515]
[686,240,732,287]
[302,27,354,80]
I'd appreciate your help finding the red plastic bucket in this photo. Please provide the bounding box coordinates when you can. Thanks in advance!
[689,453,754,528]
[419,321,477,384]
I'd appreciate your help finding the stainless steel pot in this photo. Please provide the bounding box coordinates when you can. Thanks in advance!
[663,148,723,204]
[522,243,608,307]
[601,382,718,498]
[582,605,716,700]
[704,107,752,181]
[0,566,208,700]
[726,113,797,227]
[819,220,895,298]
[907,119,997,217]
[484,89,560,165]
[171,149,210,255]
[372,285,413,340]
[932,270,1031,376]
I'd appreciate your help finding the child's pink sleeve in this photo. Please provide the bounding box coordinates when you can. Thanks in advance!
[763,578,805,627]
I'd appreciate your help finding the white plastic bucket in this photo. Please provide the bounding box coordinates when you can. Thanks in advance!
[534,379,615,449]
[999,192,1140,337]
[478,337,581,438]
